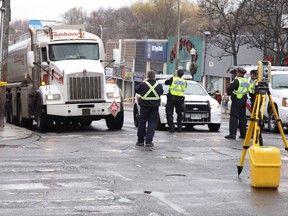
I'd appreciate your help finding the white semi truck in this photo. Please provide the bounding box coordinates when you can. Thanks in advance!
[5,20,123,132]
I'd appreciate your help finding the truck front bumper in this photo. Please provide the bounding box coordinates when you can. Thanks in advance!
[46,101,122,117]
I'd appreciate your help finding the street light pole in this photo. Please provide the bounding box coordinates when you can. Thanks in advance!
[203,31,210,91]
[175,0,180,71]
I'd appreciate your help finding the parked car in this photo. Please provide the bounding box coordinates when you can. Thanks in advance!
[133,79,222,131]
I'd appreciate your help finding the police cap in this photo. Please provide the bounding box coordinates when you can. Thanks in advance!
[177,69,184,77]
[237,67,247,74]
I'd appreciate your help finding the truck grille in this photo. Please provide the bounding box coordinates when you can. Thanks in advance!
[68,76,103,101]
[183,101,210,123]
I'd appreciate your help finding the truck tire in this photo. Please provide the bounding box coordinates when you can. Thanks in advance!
[7,101,18,125]
[208,123,221,132]
[5,101,12,123]
[106,111,124,130]
[17,99,33,128]
[36,98,53,132]
[268,109,279,133]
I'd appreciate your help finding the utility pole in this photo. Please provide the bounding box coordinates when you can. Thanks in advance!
[0,0,10,127]
[175,0,180,71]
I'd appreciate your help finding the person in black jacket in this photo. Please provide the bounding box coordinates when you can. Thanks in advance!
[135,70,164,147]
[225,67,250,140]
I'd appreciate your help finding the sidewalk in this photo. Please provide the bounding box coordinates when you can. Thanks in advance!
[0,123,32,142]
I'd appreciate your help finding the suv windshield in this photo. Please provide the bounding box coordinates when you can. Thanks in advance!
[271,74,288,89]
[49,43,99,61]
[162,82,207,95]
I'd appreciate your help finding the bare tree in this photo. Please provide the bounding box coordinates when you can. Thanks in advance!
[9,19,29,43]
[247,0,288,66]
[85,7,115,40]
[112,7,142,39]
[56,1,199,42]
[131,0,197,39]
[198,0,255,65]
[86,7,140,42]
[61,7,88,25]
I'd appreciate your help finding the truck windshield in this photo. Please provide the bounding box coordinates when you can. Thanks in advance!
[49,43,99,61]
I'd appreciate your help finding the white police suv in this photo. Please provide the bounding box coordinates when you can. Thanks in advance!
[133,79,222,131]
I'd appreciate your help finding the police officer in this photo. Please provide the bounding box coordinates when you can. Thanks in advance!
[165,69,187,133]
[225,67,250,139]
[135,70,163,147]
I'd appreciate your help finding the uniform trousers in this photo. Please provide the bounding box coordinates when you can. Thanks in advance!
[229,97,247,137]
[137,106,159,144]
[166,95,184,131]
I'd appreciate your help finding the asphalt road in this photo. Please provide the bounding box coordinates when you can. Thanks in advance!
[1,108,288,216]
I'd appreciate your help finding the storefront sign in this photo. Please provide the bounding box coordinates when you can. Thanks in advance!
[145,42,167,62]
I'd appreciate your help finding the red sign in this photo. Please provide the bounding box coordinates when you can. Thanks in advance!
[108,101,120,117]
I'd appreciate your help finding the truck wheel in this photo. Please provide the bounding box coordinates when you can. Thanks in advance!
[268,109,279,133]
[17,99,33,128]
[133,105,139,127]
[5,101,12,123]
[208,123,221,132]
[106,111,124,130]
[36,99,52,132]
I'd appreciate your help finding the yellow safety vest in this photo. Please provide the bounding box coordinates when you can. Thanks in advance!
[141,82,160,100]
[169,77,186,96]
[249,79,257,94]
[233,77,249,99]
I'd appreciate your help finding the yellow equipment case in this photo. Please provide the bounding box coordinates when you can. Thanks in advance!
[249,146,281,188]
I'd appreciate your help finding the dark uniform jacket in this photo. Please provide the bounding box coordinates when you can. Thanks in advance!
[135,79,164,107]
[226,77,247,100]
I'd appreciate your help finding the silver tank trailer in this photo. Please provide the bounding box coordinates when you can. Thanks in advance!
[8,38,32,83]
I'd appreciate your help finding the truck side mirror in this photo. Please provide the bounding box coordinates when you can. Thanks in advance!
[113,49,121,66]
[27,51,35,68]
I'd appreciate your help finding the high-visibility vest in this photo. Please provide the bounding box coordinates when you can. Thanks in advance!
[169,77,186,96]
[249,79,257,94]
[233,77,249,99]
[141,81,160,100]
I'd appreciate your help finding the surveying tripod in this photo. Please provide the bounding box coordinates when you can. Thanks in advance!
[237,62,288,176]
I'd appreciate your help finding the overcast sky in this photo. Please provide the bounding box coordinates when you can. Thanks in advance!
[10,0,137,21]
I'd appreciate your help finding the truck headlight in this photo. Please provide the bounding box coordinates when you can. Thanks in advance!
[282,98,288,107]
[107,92,120,99]
[46,94,61,100]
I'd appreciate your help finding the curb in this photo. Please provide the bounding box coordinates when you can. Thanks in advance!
[0,123,32,142]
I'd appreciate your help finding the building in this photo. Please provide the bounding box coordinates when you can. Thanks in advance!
[105,37,263,101]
